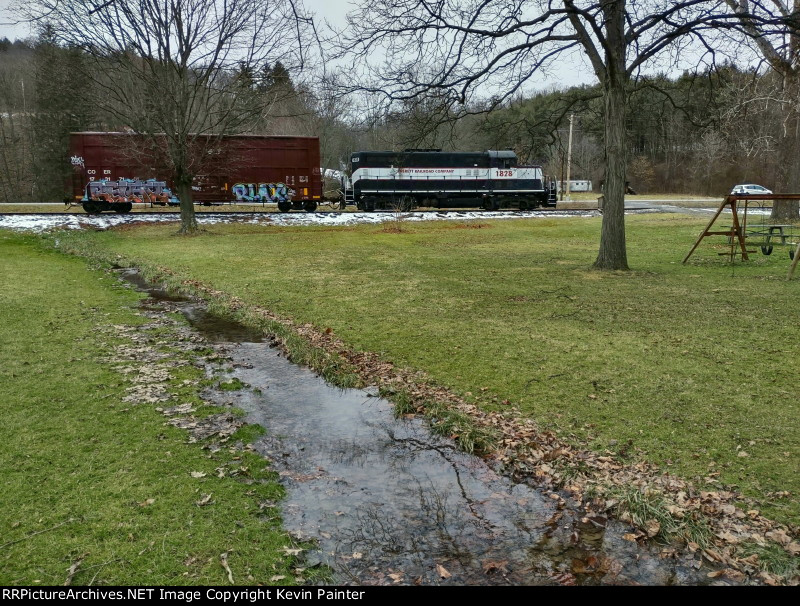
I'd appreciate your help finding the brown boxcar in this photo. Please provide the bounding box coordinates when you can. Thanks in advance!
[68,132,324,211]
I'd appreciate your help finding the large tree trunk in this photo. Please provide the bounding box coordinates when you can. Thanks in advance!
[771,69,800,220]
[175,167,198,234]
[594,0,629,271]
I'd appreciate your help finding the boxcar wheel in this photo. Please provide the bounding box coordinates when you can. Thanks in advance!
[277,202,292,213]
[82,201,100,214]
[303,201,318,213]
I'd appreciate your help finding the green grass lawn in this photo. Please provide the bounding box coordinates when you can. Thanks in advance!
[50,214,800,527]
[0,232,306,585]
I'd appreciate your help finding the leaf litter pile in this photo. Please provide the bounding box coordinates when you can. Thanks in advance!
[155,267,799,586]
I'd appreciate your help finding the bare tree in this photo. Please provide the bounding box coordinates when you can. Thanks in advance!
[341,0,746,270]
[0,45,35,202]
[725,0,800,219]
[695,129,727,194]
[23,0,314,232]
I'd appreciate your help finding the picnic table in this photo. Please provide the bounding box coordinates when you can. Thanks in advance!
[744,224,797,257]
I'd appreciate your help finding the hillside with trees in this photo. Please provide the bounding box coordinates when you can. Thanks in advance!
[0,34,796,204]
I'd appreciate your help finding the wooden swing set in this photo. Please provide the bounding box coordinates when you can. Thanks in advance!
[682,193,800,279]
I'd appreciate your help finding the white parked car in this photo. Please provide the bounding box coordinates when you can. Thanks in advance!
[731,183,772,195]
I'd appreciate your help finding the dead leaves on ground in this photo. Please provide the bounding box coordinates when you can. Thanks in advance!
[481,559,509,575]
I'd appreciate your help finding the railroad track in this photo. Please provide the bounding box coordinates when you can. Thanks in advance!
[0,208,602,218]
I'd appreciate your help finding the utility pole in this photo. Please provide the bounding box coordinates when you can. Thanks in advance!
[565,113,574,201]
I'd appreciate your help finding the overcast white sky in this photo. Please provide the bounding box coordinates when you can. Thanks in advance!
[0,0,355,40]
[0,0,596,91]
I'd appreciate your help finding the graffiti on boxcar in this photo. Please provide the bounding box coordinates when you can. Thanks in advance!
[232,182,294,202]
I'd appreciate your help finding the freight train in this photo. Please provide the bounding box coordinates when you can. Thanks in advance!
[68,134,556,213]
[343,149,555,211]
[68,132,323,213]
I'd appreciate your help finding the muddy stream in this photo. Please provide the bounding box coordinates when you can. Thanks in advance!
[120,269,720,586]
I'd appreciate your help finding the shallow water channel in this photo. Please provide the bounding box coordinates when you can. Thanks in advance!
[120,269,720,586]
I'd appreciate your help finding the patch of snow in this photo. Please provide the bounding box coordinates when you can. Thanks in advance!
[0,210,602,233]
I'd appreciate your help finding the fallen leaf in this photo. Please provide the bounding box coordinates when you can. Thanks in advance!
[64,554,87,586]
[765,529,791,546]
[759,572,781,586]
[547,571,577,586]
[723,569,746,582]
[715,531,739,544]
[352,552,363,559]
[281,547,303,556]
[436,564,451,579]
[481,560,509,574]
[571,557,601,574]
[220,552,234,584]
[645,519,661,538]
[190,471,207,478]
[196,493,213,507]
[737,451,749,458]
[138,498,155,507]
[270,575,286,582]
[622,533,639,542]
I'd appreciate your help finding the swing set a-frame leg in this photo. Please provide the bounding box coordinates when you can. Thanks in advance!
[682,198,747,263]
[787,241,800,280]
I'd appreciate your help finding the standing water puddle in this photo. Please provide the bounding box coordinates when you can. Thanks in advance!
[119,268,719,586]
